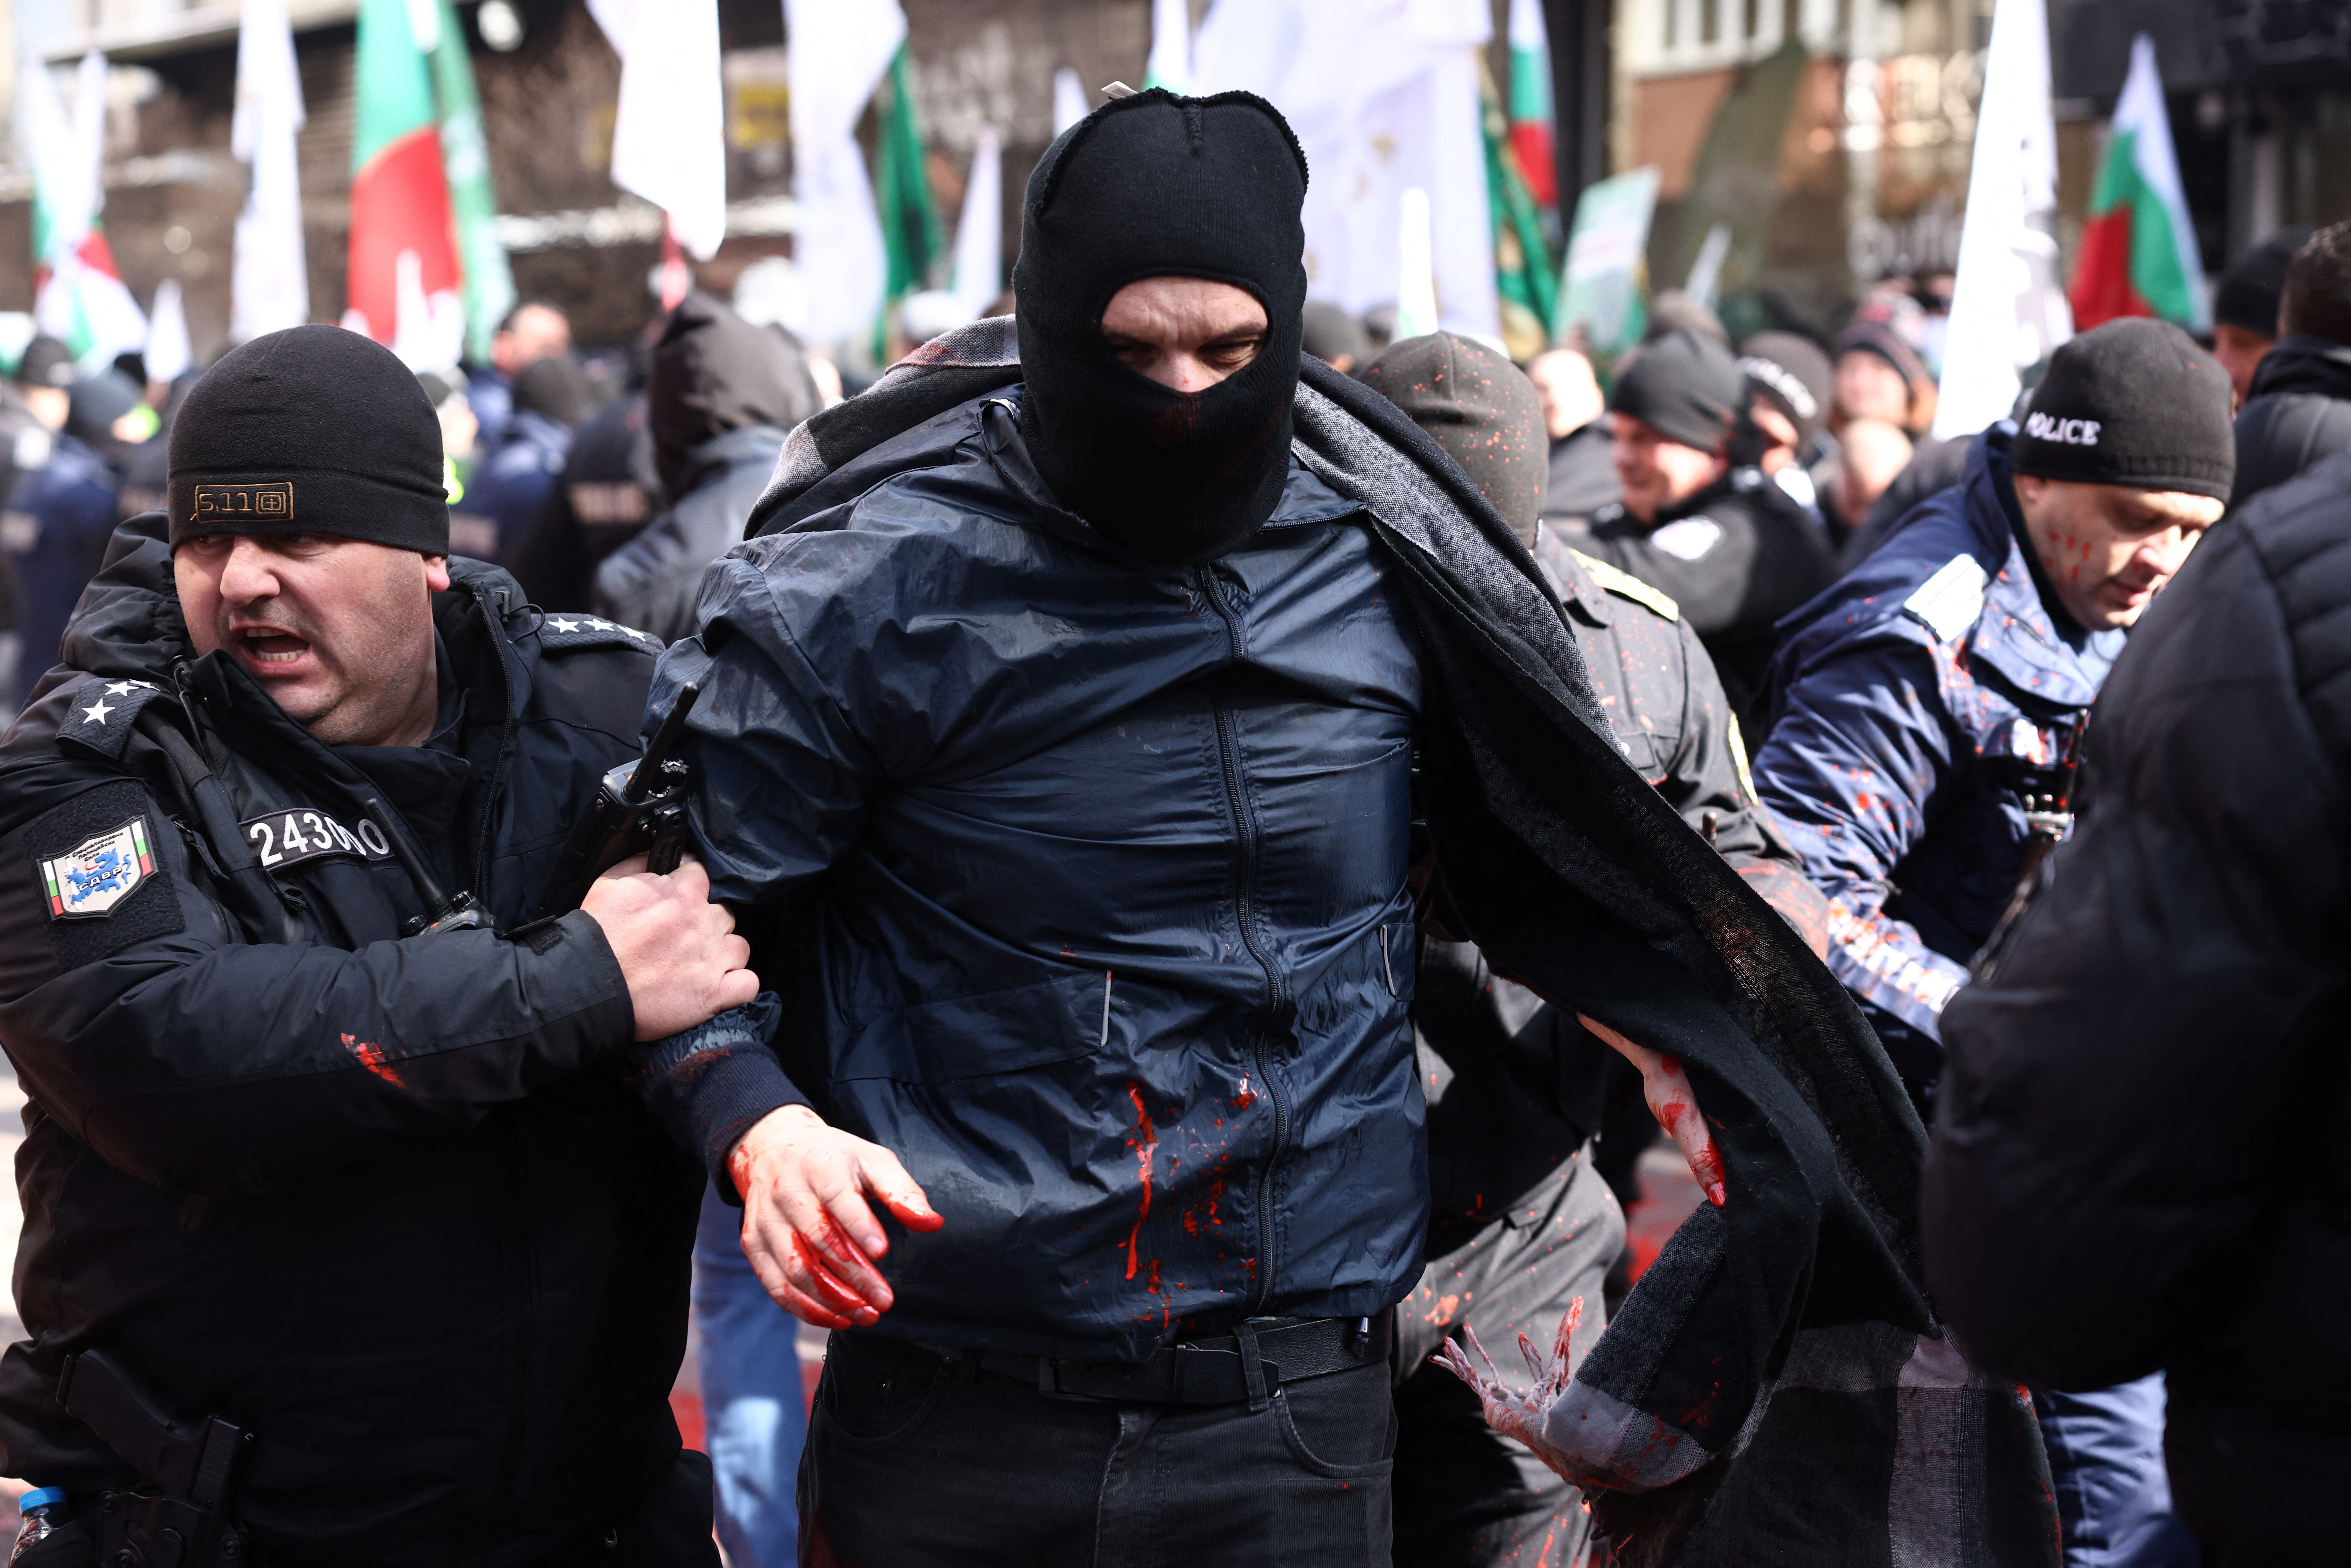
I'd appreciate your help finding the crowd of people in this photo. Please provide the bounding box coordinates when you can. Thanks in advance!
[0,84,2343,1568]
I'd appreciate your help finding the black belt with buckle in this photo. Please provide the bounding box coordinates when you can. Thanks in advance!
[927,1313,1394,1406]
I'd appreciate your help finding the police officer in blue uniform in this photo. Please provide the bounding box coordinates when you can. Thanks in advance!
[1752,317,2238,1568]
[2,371,142,712]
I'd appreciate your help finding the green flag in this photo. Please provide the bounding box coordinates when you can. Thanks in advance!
[430,0,516,364]
[1481,58,1556,362]
[872,43,943,360]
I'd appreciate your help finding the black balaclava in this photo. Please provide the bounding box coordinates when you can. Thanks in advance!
[649,292,819,496]
[1014,88,1309,565]
[169,325,447,554]
[1362,333,1547,546]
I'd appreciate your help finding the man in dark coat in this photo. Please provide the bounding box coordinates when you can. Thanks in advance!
[1560,329,1838,733]
[2231,220,2351,507]
[1926,442,2351,1568]
[1361,330,1827,1568]
[506,388,661,614]
[629,90,2053,1568]
[3,371,143,712]
[458,353,590,565]
[1526,347,1618,524]
[0,325,756,1564]
[2209,224,2312,406]
[592,296,820,642]
[1755,318,2235,1568]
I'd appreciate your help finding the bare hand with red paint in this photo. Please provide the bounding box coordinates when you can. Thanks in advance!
[580,853,758,1041]
[1578,1013,1727,1208]
[1435,1300,1586,1481]
[727,1104,945,1329]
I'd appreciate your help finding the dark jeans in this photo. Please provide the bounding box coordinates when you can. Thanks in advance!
[1391,1149,1623,1568]
[800,1329,1397,1567]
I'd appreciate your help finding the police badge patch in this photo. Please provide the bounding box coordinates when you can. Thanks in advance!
[40,819,154,918]
[21,782,184,971]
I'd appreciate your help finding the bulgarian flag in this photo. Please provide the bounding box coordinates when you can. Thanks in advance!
[1507,0,1558,212]
[2068,34,2208,333]
[346,0,465,367]
[1481,56,1557,360]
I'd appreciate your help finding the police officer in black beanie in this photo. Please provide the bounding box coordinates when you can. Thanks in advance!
[1756,316,2234,1568]
[1562,327,1837,733]
[0,323,756,1564]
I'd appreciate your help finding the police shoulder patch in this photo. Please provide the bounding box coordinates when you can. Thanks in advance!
[1571,549,1680,622]
[1902,554,1990,643]
[1649,516,1724,563]
[57,678,169,761]
[536,613,664,655]
[22,779,184,968]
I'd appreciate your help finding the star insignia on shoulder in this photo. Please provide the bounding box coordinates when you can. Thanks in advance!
[103,680,148,696]
[80,698,113,725]
[548,617,579,632]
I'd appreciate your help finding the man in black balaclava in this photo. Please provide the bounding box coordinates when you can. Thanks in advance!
[633,85,2030,1568]
[593,293,819,641]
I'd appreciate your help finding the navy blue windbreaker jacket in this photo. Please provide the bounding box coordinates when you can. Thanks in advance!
[454,405,574,565]
[1752,425,2121,1064]
[649,393,1428,1362]
[2,434,119,711]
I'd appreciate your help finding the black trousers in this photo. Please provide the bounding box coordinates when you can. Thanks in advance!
[800,1329,1397,1567]
[1391,1149,1624,1568]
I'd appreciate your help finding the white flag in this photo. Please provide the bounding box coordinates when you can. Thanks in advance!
[1193,0,1498,339]
[950,123,1004,320]
[1933,0,2071,440]
[232,0,309,342]
[145,279,192,384]
[589,0,727,261]
[23,53,147,369]
[785,0,906,346]
[1053,68,1090,136]
[1145,0,1193,93]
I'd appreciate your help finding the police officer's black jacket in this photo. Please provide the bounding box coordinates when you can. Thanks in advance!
[1928,446,2351,1558]
[0,513,701,1564]
[1565,467,1837,733]
[2230,332,2351,509]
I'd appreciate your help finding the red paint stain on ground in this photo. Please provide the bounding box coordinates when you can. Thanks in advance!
[1123,1081,1156,1281]
[341,1033,404,1087]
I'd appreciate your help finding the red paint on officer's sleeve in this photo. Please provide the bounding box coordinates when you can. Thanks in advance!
[1123,1081,1156,1281]
[341,1033,404,1087]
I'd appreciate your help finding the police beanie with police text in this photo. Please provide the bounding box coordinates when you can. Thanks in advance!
[2009,317,2234,502]
[167,325,449,553]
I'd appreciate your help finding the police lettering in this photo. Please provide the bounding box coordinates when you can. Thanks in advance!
[2024,411,2101,447]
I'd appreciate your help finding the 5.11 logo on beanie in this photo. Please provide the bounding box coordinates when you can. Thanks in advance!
[192,482,296,522]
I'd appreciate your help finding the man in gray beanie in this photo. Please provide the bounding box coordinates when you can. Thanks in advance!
[0,324,754,1564]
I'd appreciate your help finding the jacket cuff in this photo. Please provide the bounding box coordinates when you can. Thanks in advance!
[623,992,810,1194]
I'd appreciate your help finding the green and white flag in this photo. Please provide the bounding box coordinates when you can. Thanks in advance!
[430,0,516,361]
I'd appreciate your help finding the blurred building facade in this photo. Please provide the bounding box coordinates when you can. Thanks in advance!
[3,0,2348,358]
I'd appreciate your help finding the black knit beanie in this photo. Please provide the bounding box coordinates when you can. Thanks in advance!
[1014,88,1309,565]
[1739,331,1833,450]
[14,336,77,390]
[2011,318,2234,501]
[1608,329,1742,451]
[1362,333,1547,545]
[2213,227,2312,337]
[168,325,447,553]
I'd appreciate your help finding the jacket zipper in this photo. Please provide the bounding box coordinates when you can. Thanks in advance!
[1194,566,1290,1314]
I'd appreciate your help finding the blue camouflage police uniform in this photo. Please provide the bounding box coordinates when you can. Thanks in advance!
[1753,419,2199,1568]
[1,432,120,712]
